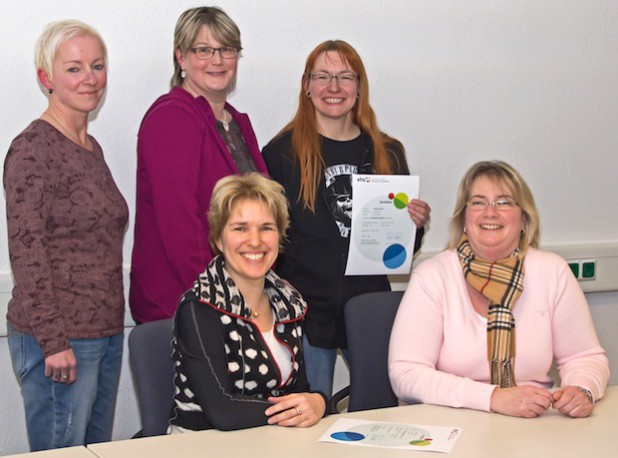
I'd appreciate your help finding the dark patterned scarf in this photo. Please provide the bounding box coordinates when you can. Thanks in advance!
[195,255,307,322]
[457,235,525,387]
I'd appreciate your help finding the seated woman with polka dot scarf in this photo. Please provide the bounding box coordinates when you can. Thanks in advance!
[168,173,327,432]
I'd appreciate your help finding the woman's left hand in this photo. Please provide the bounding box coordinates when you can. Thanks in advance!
[552,386,594,418]
[265,392,325,427]
[407,199,431,228]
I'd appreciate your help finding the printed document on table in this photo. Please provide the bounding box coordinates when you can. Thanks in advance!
[318,418,462,453]
[345,174,419,275]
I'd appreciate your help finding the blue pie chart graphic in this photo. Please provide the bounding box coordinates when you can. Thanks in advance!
[331,431,366,441]
[383,244,407,269]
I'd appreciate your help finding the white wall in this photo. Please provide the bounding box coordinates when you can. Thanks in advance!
[1,0,617,454]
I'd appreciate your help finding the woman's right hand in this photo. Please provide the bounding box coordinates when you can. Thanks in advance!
[490,385,553,418]
[44,348,77,384]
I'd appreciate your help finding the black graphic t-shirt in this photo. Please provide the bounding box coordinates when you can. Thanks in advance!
[322,135,368,238]
[262,129,422,349]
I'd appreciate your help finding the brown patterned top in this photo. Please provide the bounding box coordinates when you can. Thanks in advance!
[3,120,129,357]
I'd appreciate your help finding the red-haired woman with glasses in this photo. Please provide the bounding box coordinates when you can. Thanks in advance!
[262,40,431,397]
[130,7,268,324]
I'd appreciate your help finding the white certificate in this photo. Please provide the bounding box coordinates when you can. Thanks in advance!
[345,174,419,276]
[318,418,462,453]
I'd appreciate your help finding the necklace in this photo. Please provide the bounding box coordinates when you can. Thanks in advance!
[251,292,268,319]
[218,110,230,132]
[43,111,89,150]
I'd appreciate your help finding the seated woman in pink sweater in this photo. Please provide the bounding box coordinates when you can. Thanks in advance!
[389,160,609,418]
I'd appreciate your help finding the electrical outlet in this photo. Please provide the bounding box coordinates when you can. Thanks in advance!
[581,259,596,280]
[568,262,579,278]
[566,259,596,281]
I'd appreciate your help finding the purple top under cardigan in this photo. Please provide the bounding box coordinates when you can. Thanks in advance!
[129,87,268,323]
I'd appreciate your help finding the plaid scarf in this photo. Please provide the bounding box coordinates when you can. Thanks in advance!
[457,235,525,387]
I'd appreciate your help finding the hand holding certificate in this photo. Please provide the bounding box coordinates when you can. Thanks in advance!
[345,174,420,276]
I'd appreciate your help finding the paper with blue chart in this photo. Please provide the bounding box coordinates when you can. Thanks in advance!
[345,174,419,275]
[318,418,462,453]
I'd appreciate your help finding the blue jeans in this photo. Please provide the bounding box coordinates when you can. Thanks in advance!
[7,326,123,451]
[302,335,349,397]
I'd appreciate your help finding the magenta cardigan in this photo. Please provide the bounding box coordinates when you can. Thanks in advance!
[129,87,268,323]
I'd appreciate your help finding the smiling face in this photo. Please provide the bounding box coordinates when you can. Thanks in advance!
[39,34,107,114]
[464,175,524,261]
[216,199,279,291]
[305,51,358,129]
[175,25,238,103]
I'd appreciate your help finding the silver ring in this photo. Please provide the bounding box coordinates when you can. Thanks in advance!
[295,407,301,416]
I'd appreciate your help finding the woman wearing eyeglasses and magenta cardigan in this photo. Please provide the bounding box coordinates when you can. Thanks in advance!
[130,6,267,324]
[389,161,609,418]
[262,40,431,397]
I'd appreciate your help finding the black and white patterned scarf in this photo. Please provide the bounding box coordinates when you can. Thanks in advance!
[192,256,307,396]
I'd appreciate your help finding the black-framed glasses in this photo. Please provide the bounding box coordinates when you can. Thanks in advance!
[309,72,358,86]
[466,198,519,211]
[189,46,241,60]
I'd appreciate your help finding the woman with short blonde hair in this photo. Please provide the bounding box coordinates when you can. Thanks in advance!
[170,173,326,432]
[4,19,127,451]
[208,173,289,253]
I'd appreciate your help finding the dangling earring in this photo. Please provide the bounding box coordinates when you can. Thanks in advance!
[181,69,186,79]
[48,88,53,94]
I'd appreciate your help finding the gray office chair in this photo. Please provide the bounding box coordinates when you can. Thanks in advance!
[128,318,175,437]
[330,291,404,412]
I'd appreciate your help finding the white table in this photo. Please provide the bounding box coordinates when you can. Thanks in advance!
[3,446,95,458]
[88,386,618,458]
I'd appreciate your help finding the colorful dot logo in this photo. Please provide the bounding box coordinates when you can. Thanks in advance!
[410,438,433,447]
[331,431,365,441]
[383,243,407,269]
[389,192,409,209]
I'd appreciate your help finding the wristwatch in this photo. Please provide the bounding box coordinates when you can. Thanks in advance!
[576,386,594,404]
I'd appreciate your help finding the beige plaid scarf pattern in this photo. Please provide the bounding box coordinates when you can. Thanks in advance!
[457,235,525,388]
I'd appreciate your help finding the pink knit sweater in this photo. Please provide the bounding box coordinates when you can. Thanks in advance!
[388,248,609,411]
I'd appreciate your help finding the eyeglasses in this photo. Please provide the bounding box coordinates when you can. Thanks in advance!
[189,46,241,60]
[466,198,519,211]
[309,72,358,86]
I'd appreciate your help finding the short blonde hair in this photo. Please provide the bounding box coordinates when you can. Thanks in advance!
[208,173,289,255]
[35,19,106,79]
[171,6,242,88]
[448,160,540,250]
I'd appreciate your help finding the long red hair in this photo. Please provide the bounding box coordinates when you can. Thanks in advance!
[278,40,394,212]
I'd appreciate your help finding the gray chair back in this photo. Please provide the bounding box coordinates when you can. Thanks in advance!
[128,319,174,437]
[345,291,404,412]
